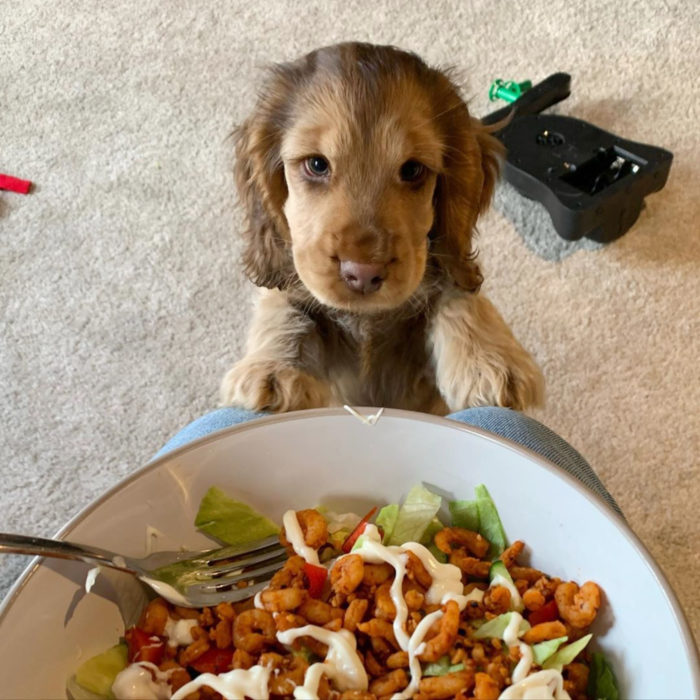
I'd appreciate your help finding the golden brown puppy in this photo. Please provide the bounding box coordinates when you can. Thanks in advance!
[221,42,543,414]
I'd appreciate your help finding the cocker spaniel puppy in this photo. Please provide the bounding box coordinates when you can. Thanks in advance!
[221,42,543,414]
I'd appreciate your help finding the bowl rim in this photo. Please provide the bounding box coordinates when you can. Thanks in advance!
[1,406,698,690]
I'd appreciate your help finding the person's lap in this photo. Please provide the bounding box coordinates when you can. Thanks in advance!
[153,406,622,516]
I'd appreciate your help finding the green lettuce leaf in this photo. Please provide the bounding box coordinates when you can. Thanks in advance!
[474,484,507,558]
[72,643,128,698]
[449,499,479,531]
[542,633,592,671]
[375,504,399,544]
[587,651,620,700]
[421,655,465,676]
[194,486,279,546]
[387,485,442,546]
[532,636,568,665]
[473,612,530,640]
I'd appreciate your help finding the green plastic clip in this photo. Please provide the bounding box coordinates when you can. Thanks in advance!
[489,79,533,103]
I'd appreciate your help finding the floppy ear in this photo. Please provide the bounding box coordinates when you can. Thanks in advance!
[431,92,504,292]
[233,70,296,289]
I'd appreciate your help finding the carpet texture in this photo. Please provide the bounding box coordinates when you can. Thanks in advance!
[1,0,698,649]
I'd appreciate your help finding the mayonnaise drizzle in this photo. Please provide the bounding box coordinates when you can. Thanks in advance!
[277,625,368,693]
[498,669,571,699]
[283,510,321,566]
[502,612,534,683]
[170,665,272,700]
[391,608,443,700]
[164,617,198,647]
[491,571,524,612]
[112,662,171,700]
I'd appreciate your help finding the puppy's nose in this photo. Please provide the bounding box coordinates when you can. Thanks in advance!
[339,260,386,294]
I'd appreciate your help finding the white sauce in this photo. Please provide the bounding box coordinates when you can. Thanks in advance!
[85,566,100,594]
[402,542,469,607]
[277,625,368,693]
[138,577,191,607]
[464,587,486,603]
[112,662,171,700]
[491,572,524,612]
[164,617,198,647]
[292,662,326,699]
[170,665,272,700]
[283,510,321,566]
[498,669,571,699]
[502,612,534,683]
[392,608,443,700]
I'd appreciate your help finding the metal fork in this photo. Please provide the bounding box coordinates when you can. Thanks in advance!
[0,533,287,607]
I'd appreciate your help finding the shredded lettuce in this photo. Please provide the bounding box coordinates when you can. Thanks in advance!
[375,504,399,544]
[474,484,508,558]
[194,486,279,546]
[386,485,442,546]
[449,499,480,531]
[532,636,568,665]
[542,633,592,671]
[587,651,620,700]
[71,643,127,698]
[421,655,465,676]
[473,612,530,640]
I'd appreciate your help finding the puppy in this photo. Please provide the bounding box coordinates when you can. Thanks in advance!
[221,42,543,414]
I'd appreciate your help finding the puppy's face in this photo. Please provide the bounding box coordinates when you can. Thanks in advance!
[235,44,501,309]
[281,80,442,312]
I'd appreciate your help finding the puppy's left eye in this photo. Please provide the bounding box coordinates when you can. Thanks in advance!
[304,156,330,178]
[400,160,426,183]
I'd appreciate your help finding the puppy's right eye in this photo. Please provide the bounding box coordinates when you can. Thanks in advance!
[303,156,330,178]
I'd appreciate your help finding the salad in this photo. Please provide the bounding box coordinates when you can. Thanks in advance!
[69,484,619,700]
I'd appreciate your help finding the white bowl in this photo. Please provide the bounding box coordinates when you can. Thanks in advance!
[1,408,698,699]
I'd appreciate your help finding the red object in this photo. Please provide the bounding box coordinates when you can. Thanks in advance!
[527,599,559,626]
[341,506,378,553]
[0,173,31,194]
[189,648,234,674]
[304,562,328,598]
[125,626,165,665]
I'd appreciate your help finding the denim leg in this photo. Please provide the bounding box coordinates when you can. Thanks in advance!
[152,407,266,461]
[447,407,623,516]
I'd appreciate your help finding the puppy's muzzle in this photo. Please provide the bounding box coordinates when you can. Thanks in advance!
[339,260,386,294]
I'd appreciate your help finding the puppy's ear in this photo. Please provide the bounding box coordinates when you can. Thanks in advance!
[233,71,296,289]
[431,87,504,292]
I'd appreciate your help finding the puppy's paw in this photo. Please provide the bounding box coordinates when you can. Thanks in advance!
[431,292,544,412]
[220,359,331,412]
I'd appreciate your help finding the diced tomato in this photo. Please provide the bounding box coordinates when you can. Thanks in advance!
[341,506,378,553]
[304,562,328,598]
[189,647,234,675]
[125,626,165,665]
[527,599,559,626]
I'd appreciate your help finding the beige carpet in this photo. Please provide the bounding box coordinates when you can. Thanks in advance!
[1,0,698,650]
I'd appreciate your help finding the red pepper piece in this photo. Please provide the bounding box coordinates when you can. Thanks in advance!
[125,626,165,665]
[0,174,32,194]
[527,599,559,626]
[189,647,234,675]
[304,562,328,598]
[341,506,378,553]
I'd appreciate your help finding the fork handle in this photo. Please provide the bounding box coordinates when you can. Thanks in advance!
[0,533,136,573]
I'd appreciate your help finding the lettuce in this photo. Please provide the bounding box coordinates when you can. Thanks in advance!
[587,652,620,700]
[386,485,442,546]
[449,499,479,531]
[194,486,279,546]
[532,636,568,665]
[421,655,465,676]
[473,612,530,640]
[375,504,399,544]
[474,484,508,558]
[542,633,592,671]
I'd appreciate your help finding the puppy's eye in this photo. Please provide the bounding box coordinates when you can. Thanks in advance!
[303,156,330,178]
[400,160,426,183]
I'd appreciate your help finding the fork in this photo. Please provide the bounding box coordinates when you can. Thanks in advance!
[0,533,287,607]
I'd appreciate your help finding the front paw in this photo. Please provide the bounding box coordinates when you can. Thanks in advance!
[440,348,544,412]
[220,359,331,412]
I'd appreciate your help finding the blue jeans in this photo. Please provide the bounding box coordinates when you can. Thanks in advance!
[154,407,622,516]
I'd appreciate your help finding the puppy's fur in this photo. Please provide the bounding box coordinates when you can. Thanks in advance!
[221,43,543,414]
